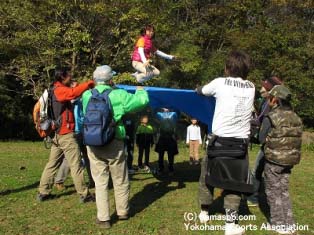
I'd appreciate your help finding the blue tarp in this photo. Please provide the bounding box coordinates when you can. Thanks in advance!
[117,85,216,132]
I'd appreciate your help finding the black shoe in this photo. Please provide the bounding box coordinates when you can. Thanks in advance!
[118,214,129,220]
[80,193,95,203]
[156,168,164,175]
[96,218,111,229]
[37,193,55,202]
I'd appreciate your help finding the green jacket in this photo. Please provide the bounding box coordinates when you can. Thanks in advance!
[136,124,154,135]
[136,124,154,147]
[82,85,149,140]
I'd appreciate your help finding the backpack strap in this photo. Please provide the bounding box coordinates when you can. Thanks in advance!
[91,88,111,99]
[90,88,112,101]
[100,89,115,126]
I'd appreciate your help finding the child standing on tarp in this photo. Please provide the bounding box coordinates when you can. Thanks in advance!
[136,115,154,172]
[131,24,175,83]
[186,118,202,165]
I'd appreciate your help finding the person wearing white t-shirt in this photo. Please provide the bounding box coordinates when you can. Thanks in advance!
[196,51,255,235]
[186,118,202,165]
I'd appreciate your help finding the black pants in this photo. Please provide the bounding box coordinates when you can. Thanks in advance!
[138,145,150,167]
[125,140,134,169]
[158,151,174,172]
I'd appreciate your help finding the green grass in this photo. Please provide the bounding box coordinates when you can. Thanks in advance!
[0,142,313,235]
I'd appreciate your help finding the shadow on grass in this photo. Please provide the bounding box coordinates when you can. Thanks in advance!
[108,159,201,225]
[205,179,270,219]
[0,181,39,196]
[204,191,254,216]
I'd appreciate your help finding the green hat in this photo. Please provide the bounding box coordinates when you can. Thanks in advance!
[269,85,291,100]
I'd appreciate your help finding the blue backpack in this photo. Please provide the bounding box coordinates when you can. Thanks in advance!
[83,89,115,146]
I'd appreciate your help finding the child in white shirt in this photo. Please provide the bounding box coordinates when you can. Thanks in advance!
[186,118,202,165]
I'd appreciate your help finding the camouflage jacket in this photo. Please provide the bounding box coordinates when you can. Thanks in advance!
[264,106,303,166]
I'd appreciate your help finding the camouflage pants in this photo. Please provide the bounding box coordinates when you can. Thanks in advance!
[198,157,241,211]
[264,162,295,226]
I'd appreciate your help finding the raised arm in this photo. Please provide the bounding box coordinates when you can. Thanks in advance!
[196,78,220,97]
[156,50,174,60]
[55,81,94,102]
[122,88,149,113]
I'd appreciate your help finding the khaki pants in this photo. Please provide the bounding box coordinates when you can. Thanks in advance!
[132,61,160,83]
[38,133,88,197]
[189,140,200,160]
[87,140,129,221]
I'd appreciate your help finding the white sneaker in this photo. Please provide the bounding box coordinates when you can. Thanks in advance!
[144,165,151,173]
[266,223,292,234]
[274,228,292,235]
[198,210,210,223]
[224,223,245,235]
[131,72,138,78]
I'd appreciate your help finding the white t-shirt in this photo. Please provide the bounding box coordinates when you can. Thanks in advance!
[186,124,202,144]
[201,77,255,138]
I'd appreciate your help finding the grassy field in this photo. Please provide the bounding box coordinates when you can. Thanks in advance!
[0,141,313,235]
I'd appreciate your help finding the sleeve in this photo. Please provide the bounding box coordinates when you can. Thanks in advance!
[149,129,154,145]
[200,78,220,97]
[186,126,190,143]
[122,89,149,114]
[259,117,272,145]
[75,100,84,132]
[138,47,147,63]
[136,37,145,48]
[156,112,163,122]
[136,125,140,135]
[54,81,93,102]
[198,127,202,144]
[136,126,141,144]
[156,50,173,60]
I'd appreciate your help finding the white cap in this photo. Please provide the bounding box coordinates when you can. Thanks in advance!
[93,65,116,84]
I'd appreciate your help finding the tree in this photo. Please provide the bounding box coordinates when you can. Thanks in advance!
[1,0,314,139]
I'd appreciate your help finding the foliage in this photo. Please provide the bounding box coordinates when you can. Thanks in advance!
[1,0,314,138]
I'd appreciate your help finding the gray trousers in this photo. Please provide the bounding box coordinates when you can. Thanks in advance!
[264,162,295,226]
[55,157,70,184]
[55,134,94,186]
[198,157,241,211]
[247,149,265,202]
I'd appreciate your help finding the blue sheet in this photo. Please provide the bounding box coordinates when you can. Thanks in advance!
[117,85,216,132]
